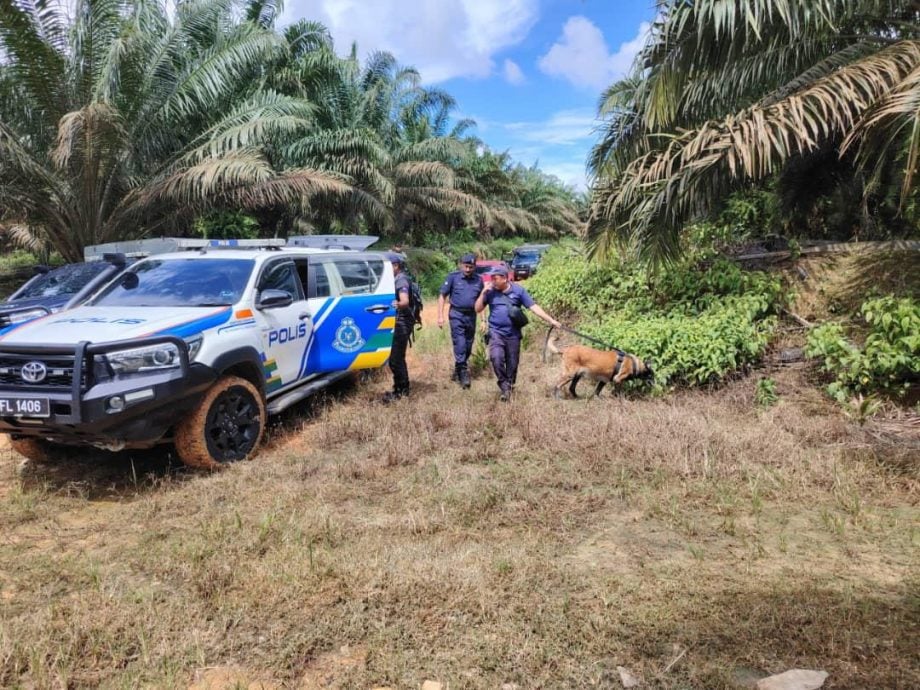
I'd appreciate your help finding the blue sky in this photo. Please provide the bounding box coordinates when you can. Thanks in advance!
[281,1,659,190]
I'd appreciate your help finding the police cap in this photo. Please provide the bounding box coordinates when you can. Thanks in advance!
[384,251,407,267]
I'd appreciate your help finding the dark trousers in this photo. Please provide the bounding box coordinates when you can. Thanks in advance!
[389,319,412,394]
[449,309,476,367]
[488,331,521,393]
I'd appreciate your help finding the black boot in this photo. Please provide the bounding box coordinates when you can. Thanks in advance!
[451,365,460,383]
[382,388,409,404]
[459,365,471,389]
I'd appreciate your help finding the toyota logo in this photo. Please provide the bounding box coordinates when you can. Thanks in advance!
[21,361,47,384]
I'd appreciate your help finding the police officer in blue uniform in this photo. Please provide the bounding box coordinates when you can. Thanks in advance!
[383,252,412,402]
[475,265,561,401]
[437,253,483,389]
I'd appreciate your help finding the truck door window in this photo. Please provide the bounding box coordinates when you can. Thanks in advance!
[367,259,384,290]
[297,259,335,299]
[258,261,303,300]
[334,260,373,295]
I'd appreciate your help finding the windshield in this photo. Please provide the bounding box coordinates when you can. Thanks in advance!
[513,252,540,263]
[12,262,110,300]
[89,258,254,307]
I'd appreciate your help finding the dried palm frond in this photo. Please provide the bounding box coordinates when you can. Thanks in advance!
[590,38,920,264]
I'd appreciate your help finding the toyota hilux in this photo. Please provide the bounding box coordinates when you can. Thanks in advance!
[0,239,397,469]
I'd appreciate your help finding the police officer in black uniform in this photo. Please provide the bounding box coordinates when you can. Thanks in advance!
[383,252,412,402]
[437,253,483,389]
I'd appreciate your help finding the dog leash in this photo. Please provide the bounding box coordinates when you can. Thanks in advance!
[542,325,624,362]
[557,324,622,351]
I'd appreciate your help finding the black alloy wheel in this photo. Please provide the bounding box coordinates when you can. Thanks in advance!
[204,385,261,463]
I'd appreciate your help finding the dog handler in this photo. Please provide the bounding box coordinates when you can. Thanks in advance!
[475,265,561,401]
[437,253,483,389]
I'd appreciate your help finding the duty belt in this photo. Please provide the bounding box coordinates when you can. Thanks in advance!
[450,306,476,314]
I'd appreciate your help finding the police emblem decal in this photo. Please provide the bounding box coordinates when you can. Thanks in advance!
[332,317,365,353]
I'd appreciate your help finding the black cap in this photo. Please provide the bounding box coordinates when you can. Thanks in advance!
[460,253,476,264]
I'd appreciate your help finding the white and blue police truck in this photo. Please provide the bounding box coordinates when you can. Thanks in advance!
[0,238,397,469]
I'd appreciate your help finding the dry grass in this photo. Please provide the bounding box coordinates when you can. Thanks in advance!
[0,323,917,688]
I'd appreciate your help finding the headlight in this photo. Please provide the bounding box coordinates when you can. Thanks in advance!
[102,343,182,376]
[6,308,48,324]
[185,336,203,362]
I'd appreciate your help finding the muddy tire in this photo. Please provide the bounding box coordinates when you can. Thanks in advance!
[9,436,69,463]
[175,376,266,470]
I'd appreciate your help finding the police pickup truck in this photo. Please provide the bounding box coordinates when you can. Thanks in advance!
[0,238,396,469]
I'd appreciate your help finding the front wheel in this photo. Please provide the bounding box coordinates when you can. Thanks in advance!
[175,376,265,470]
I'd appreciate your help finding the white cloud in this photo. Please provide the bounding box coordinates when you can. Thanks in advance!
[503,59,525,85]
[504,108,597,146]
[497,108,598,190]
[538,17,649,90]
[283,0,539,83]
[539,161,588,191]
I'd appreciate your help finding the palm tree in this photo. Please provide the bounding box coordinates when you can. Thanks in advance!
[270,31,494,241]
[457,149,583,239]
[588,0,920,264]
[0,0,347,261]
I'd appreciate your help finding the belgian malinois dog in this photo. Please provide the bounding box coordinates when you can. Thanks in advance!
[547,335,653,398]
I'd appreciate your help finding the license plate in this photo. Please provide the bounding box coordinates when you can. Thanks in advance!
[0,397,51,417]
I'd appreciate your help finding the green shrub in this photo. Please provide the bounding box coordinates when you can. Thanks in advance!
[404,247,454,297]
[756,377,779,407]
[806,296,920,401]
[193,210,259,239]
[528,250,784,387]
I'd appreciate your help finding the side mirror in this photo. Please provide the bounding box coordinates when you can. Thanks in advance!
[257,289,294,310]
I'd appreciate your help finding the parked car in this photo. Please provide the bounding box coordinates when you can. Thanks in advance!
[0,239,398,469]
[0,254,130,327]
[475,260,513,287]
[509,244,551,280]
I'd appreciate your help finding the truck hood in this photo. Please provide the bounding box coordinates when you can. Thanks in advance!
[1,294,71,313]
[0,305,234,345]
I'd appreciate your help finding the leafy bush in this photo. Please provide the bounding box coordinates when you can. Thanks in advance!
[805,296,920,401]
[194,211,259,239]
[404,247,454,296]
[528,249,784,387]
[756,377,779,407]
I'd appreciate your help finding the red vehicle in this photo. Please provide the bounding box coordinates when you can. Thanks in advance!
[475,260,513,287]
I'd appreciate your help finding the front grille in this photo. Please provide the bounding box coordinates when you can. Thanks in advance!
[0,352,86,390]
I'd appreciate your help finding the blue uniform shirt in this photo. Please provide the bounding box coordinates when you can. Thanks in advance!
[482,283,535,337]
[439,271,483,310]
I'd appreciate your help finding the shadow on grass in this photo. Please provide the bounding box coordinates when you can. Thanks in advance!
[16,444,189,501]
[14,373,376,499]
[616,583,920,688]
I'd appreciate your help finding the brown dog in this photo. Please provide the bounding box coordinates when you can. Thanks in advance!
[547,335,653,398]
